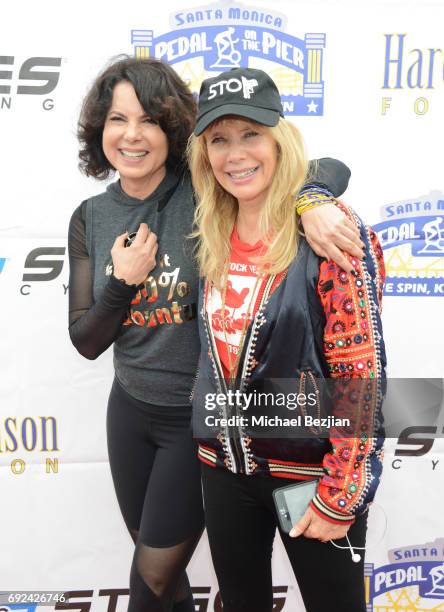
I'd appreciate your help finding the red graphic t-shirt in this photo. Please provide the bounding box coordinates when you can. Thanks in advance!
[207,228,268,378]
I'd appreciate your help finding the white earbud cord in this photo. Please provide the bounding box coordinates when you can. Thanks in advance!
[328,503,388,563]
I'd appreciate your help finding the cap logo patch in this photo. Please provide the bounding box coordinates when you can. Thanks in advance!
[207,76,259,101]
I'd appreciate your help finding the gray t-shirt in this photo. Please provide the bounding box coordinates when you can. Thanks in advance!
[69,169,201,406]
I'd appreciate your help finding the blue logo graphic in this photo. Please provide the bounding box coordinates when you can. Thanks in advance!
[372,192,444,297]
[131,2,326,116]
[0,258,7,274]
[365,539,444,609]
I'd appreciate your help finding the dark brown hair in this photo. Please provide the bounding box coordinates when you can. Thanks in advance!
[77,56,197,178]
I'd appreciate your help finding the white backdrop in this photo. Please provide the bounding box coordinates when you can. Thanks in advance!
[1,1,443,610]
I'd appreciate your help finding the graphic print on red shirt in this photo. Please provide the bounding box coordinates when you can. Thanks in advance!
[207,228,268,378]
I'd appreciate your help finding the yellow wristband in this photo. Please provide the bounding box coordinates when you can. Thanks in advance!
[295,192,335,215]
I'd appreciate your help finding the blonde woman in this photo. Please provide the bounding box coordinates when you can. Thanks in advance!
[189,68,386,612]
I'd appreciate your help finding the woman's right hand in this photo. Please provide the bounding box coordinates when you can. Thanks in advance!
[111,223,158,286]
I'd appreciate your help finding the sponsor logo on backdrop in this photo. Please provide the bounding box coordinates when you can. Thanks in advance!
[54,587,289,611]
[389,379,443,471]
[381,34,444,115]
[395,426,444,458]
[130,0,326,115]
[365,539,444,610]
[373,191,444,297]
[0,56,61,111]
[392,426,442,473]
[20,246,67,296]
[0,416,60,475]
[2,247,67,295]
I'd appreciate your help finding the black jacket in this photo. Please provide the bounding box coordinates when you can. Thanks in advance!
[192,208,386,524]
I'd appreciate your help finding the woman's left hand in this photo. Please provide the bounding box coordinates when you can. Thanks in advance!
[289,506,351,542]
[299,204,365,273]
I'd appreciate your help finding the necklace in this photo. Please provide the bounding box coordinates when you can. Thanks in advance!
[219,262,263,383]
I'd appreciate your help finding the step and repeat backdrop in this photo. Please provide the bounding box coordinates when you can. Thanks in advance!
[1,1,444,610]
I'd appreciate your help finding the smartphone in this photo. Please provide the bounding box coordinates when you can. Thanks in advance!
[272,479,318,534]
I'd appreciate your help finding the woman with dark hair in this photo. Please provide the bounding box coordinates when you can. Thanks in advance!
[68,56,364,611]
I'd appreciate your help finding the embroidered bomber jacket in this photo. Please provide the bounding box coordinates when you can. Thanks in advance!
[192,205,387,525]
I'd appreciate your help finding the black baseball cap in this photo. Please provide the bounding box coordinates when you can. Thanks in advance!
[194,67,284,135]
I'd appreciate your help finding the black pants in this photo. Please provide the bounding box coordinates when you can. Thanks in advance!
[107,378,204,611]
[107,377,204,546]
[202,464,367,612]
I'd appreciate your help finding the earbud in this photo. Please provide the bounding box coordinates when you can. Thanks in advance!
[346,534,361,563]
[328,503,388,561]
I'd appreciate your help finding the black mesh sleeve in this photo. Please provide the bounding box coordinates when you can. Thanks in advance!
[308,157,351,197]
[68,203,138,360]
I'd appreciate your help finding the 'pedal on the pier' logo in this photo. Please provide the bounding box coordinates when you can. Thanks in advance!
[130,0,326,116]
[372,191,444,297]
[365,539,444,611]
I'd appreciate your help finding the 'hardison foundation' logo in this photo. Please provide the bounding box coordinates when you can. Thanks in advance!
[365,538,444,610]
[373,191,444,297]
[0,416,60,475]
[381,33,444,115]
[130,0,326,115]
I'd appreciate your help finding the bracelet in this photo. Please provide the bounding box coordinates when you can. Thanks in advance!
[295,191,336,216]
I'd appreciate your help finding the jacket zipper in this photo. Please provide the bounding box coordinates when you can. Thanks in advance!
[189,366,200,402]
[238,275,275,389]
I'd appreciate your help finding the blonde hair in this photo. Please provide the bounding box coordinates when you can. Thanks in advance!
[188,118,308,286]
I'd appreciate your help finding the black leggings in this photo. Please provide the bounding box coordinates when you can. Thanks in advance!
[202,463,368,612]
[107,378,205,611]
